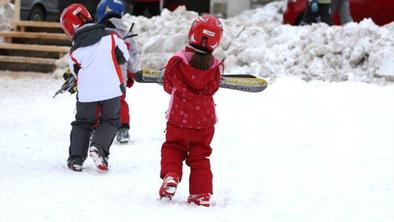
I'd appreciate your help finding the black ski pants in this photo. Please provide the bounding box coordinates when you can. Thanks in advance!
[68,96,121,160]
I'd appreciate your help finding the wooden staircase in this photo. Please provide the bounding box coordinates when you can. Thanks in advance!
[0,21,71,73]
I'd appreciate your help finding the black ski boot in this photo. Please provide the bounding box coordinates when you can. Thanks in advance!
[116,126,130,144]
[67,156,84,172]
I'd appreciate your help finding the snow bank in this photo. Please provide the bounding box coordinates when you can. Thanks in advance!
[120,2,287,73]
[9,0,386,83]
[121,1,393,84]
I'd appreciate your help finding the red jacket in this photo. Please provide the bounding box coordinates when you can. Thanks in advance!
[163,49,223,129]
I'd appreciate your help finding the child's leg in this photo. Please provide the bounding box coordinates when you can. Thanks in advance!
[330,0,340,17]
[116,93,130,143]
[119,93,130,128]
[339,0,353,24]
[93,105,102,129]
[160,123,189,181]
[186,127,214,195]
[319,3,332,25]
[301,5,314,25]
[69,101,98,160]
[91,97,121,156]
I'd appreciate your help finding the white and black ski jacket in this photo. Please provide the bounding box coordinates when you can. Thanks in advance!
[67,23,130,103]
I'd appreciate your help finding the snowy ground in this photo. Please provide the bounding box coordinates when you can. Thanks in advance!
[1,0,394,221]
[0,72,393,222]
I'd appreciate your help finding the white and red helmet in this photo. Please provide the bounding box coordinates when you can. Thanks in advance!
[60,4,93,37]
[188,15,223,53]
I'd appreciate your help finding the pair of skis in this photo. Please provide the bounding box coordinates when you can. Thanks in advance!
[135,69,268,93]
[53,69,268,97]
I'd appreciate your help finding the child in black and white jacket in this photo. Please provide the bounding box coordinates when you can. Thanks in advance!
[96,0,139,144]
[60,3,129,172]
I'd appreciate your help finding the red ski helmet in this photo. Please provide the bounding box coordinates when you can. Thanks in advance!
[60,4,93,37]
[188,15,223,53]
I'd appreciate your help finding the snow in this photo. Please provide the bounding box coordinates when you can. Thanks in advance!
[0,72,393,221]
[112,2,394,84]
[53,1,394,83]
[1,1,394,221]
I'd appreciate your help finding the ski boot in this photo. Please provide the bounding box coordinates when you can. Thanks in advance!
[187,193,211,207]
[67,156,84,172]
[89,145,108,172]
[116,127,130,144]
[159,172,179,200]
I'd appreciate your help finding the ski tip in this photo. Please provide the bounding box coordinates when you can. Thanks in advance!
[134,70,144,83]
[259,85,268,92]
[134,69,163,83]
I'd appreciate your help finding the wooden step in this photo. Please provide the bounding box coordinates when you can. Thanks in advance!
[12,21,62,29]
[0,43,69,57]
[0,55,58,65]
[0,31,69,41]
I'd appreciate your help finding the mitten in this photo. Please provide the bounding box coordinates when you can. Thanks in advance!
[63,66,73,81]
[62,67,77,94]
[68,82,77,94]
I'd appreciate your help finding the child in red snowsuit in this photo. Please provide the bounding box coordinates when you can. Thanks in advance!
[159,15,224,207]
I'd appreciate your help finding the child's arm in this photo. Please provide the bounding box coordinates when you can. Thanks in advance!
[163,57,180,94]
[163,68,174,94]
[125,37,138,74]
[124,37,138,88]
[113,34,130,66]
[113,34,130,86]
[66,52,80,77]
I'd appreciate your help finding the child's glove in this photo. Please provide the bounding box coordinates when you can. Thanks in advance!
[53,67,77,98]
[67,81,77,94]
[62,67,77,94]
[126,71,135,88]
[63,67,73,81]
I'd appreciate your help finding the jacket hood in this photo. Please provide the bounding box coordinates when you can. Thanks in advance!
[170,49,222,92]
[71,23,106,52]
[108,18,129,36]
[176,58,221,91]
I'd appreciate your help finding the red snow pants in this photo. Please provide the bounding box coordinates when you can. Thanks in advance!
[161,122,214,195]
[119,93,130,126]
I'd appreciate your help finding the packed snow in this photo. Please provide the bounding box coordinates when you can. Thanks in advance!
[52,1,394,84]
[1,0,394,222]
[114,2,394,84]
[1,72,393,222]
